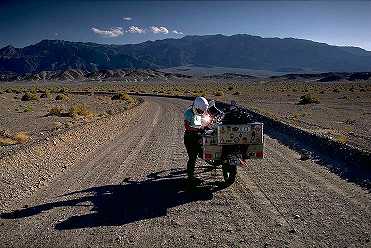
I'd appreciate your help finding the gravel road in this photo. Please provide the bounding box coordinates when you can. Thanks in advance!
[0,97,370,247]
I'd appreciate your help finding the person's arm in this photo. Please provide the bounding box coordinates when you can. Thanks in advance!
[184,120,203,132]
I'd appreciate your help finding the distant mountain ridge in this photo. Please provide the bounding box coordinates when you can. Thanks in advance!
[0,69,191,81]
[1,34,371,74]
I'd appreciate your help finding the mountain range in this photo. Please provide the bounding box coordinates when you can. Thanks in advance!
[0,69,191,81]
[1,34,371,75]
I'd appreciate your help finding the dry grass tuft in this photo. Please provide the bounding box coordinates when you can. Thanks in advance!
[40,90,52,99]
[0,137,17,146]
[111,92,133,103]
[55,94,69,101]
[335,134,348,144]
[14,132,30,144]
[23,105,33,112]
[21,92,38,101]
[214,90,224,97]
[68,104,94,118]
[48,107,64,116]
[298,94,320,104]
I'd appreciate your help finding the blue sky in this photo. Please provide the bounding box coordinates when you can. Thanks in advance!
[1,1,371,50]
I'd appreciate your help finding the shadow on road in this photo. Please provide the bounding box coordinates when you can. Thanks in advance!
[0,167,225,230]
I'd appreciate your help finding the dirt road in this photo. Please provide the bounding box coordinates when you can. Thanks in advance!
[0,97,370,247]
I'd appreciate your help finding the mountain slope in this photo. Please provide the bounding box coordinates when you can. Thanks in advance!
[1,35,371,74]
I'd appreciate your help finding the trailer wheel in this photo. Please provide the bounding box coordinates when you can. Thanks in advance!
[222,164,237,185]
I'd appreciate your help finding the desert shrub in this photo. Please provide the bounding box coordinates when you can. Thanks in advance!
[214,90,224,97]
[333,88,340,93]
[200,91,207,97]
[55,94,69,101]
[40,89,51,99]
[68,104,94,118]
[5,88,12,93]
[48,107,64,116]
[0,137,17,146]
[0,130,16,145]
[232,91,240,95]
[48,87,59,93]
[111,92,133,103]
[40,93,48,98]
[23,105,33,112]
[319,90,325,94]
[21,92,38,101]
[12,88,22,94]
[298,94,320,104]
[14,132,30,144]
[335,134,348,144]
[228,86,234,91]
[30,86,37,94]
[58,87,68,93]
[192,91,207,97]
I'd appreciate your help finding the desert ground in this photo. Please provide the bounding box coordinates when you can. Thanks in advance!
[0,95,370,247]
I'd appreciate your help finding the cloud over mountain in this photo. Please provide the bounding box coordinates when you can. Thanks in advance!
[91,27,124,37]
[172,30,184,35]
[150,26,169,34]
[127,26,145,34]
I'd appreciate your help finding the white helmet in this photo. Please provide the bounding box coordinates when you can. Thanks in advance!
[193,96,209,114]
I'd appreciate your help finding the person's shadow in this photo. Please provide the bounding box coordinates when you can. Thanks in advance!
[1,166,225,230]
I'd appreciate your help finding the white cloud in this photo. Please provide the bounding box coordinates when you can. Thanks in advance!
[127,26,145,34]
[91,27,124,38]
[172,30,184,35]
[150,26,169,34]
[123,17,132,21]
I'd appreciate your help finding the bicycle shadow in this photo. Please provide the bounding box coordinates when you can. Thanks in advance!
[1,166,225,230]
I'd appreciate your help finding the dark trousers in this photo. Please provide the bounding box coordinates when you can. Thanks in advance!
[184,132,202,178]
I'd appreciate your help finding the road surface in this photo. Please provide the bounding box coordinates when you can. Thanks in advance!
[0,97,370,247]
